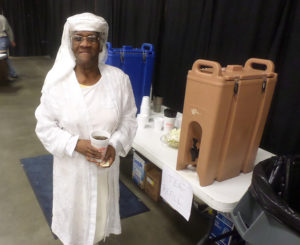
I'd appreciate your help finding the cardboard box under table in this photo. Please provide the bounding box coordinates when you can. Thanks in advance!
[132,151,150,189]
[144,165,162,202]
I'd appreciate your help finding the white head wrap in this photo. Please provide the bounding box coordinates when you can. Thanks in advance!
[42,13,109,92]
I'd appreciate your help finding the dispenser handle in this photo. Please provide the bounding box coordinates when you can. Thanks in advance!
[244,58,275,73]
[106,42,112,51]
[142,43,154,52]
[192,59,222,77]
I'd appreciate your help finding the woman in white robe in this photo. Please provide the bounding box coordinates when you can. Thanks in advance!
[35,13,137,245]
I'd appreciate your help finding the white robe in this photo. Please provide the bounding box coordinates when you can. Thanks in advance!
[35,64,137,245]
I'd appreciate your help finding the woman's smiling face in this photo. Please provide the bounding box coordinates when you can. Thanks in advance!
[71,31,102,67]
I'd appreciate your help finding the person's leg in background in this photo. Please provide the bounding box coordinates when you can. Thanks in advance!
[6,58,17,78]
[0,36,17,79]
[0,36,8,52]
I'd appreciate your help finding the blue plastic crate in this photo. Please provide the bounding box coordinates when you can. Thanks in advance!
[106,42,155,113]
[209,212,234,245]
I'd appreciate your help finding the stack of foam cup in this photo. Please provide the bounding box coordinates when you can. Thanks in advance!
[138,96,151,128]
[175,112,182,129]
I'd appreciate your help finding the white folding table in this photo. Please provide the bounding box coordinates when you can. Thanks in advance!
[132,113,274,213]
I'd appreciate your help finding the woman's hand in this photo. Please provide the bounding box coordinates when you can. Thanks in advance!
[92,145,116,168]
[102,145,116,166]
[75,139,103,161]
[75,139,115,167]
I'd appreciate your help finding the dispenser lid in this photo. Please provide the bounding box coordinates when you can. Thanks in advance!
[222,58,275,80]
[164,109,177,118]
[190,58,276,81]
[222,65,274,80]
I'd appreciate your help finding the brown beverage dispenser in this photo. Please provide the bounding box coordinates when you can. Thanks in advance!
[176,58,277,186]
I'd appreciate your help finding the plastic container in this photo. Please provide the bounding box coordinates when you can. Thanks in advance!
[232,191,300,245]
[177,58,277,186]
[163,109,177,133]
[106,42,155,113]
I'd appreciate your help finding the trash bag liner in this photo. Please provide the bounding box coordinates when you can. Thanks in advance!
[249,156,300,234]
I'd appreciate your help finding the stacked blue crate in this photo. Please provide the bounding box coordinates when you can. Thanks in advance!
[106,42,155,113]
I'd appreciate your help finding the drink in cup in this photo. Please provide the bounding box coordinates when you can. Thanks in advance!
[90,130,111,163]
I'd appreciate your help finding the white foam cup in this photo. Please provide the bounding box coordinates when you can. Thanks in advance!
[141,96,150,106]
[154,117,164,131]
[138,114,149,128]
[140,105,151,116]
[90,130,111,162]
[140,96,151,116]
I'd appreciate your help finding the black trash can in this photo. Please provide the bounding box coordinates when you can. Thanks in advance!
[231,156,300,245]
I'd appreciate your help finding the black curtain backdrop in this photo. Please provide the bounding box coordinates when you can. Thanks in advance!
[2,0,299,155]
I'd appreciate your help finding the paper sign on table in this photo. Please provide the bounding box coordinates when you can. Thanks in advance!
[160,166,193,221]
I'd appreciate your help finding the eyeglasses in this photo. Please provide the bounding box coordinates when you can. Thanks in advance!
[72,35,100,44]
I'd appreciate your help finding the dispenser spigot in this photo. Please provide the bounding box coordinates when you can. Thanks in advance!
[190,138,199,161]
